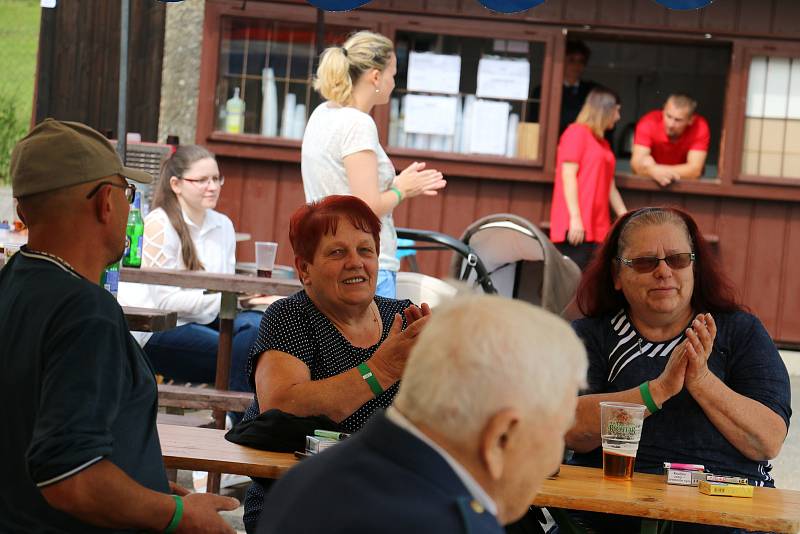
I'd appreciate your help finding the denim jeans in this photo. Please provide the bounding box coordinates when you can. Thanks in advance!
[143,310,262,392]
[376,269,397,298]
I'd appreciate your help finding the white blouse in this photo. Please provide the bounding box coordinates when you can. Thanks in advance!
[301,102,399,272]
[118,207,236,345]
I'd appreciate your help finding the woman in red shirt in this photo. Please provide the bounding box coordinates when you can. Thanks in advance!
[550,87,627,269]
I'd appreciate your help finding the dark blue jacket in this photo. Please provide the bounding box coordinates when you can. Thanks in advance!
[256,411,504,534]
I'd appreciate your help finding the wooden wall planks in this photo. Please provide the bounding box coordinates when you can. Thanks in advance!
[34,0,165,141]
[216,157,800,344]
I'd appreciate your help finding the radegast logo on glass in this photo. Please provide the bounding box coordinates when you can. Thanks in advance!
[301,0,713,12]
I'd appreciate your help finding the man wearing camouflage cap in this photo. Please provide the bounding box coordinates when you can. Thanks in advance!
[0,119,238,533]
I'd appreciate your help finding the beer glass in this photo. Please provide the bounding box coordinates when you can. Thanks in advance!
[255,242,278,278]
[599,401,645,480]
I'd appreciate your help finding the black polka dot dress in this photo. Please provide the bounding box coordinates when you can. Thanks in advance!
[241,290,412,530]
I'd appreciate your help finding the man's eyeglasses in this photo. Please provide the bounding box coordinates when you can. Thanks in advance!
[616,252,695,274]
[85,181,136,204]
[180,175,225,188]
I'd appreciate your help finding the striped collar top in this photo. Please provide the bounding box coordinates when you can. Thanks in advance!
[606,309,687,383]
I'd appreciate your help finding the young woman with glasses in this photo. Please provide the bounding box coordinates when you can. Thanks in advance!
[118,145,262,397]
[558,207,791,533]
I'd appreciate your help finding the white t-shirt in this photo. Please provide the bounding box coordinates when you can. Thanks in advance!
[301,102,399,272]
[118,207,236,345]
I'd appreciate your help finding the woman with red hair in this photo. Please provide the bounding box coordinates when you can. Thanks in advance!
[238,195,431,532]
[563,207,791,533]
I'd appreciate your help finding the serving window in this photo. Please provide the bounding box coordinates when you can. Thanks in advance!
[388,30,546,162]
[574,35,731,180]
[214,17,363,139]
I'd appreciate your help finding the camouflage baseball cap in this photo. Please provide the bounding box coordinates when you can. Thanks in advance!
[10,118,153,197]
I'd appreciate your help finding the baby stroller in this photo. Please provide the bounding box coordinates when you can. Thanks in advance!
[397,213,581,316]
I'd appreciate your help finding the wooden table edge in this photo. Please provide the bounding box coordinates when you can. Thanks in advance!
[534,465,800,534]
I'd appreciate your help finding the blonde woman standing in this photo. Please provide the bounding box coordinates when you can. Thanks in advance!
[301,30,446,298]
[550,87,627,270]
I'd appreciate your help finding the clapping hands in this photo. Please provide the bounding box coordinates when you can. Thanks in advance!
[394,162,446,199]
[650,313,717,403]
[367,303,432,387]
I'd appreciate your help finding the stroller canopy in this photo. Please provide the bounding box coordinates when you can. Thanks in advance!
[451,213,581,315]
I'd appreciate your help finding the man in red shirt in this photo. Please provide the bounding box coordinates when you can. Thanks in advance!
[631,94,710,186]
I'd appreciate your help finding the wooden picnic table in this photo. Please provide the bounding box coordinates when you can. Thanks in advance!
[157,423,800,533]
[159,423,295,480]
[120,267,301,422]
[122,306,177,332]
[126,268,302,493]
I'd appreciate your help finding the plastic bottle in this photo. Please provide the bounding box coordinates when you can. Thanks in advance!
[101,260,121,298]
[225,87,245,134]
[123,192,144,268]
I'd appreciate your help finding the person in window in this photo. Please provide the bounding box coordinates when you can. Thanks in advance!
[239,195,431,532]
[563,206,791,533]
[631,94,710,186]
[301,30,446,298]
[530,40,597,136]
[118,145,264,393]
[550,87,627,270]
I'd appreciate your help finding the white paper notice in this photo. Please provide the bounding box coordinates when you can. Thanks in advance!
[469,100,510,156]
[407,52,461,95]
[404,94,458,136]
[476,57,530,101]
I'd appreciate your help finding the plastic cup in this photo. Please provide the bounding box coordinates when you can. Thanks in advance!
[600,401,646,480]
[3,243,21,261]
[254,241,278,278]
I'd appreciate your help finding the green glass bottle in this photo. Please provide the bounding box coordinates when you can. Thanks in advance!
[123,192,144,268]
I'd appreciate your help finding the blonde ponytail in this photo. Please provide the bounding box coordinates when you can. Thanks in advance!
[313,30,393,105]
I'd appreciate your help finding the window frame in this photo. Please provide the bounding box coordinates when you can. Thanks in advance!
[728,40,800,187]
[377,15,559,170]
[196,0,561,181]
[197,1,384,162]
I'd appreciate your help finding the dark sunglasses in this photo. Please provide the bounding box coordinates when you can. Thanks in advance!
[86,181,136,204]
[616,252,695,274]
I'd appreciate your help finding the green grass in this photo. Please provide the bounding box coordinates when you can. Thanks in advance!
[0,0,39,183]
[0,0,40,125]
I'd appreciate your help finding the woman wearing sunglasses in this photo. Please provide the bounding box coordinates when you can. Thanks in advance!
[118,145,263,396]
[560,207,791,533]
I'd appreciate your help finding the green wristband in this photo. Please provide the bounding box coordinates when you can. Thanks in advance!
[639,381,660,414]
[357,362,384,397]
[390,186,403,204]
[164,495,183,534]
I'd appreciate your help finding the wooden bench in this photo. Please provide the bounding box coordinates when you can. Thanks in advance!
[122,306,178,332]
[156,412,215,428]
[157,384,254,413]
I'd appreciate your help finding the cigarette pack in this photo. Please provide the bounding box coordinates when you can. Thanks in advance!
[305,435,339,454]
[666,468,708,486]
[705,474,748,485]
[698,480,754,498]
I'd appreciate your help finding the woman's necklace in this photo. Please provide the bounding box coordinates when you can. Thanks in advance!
[371,302,381,326]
